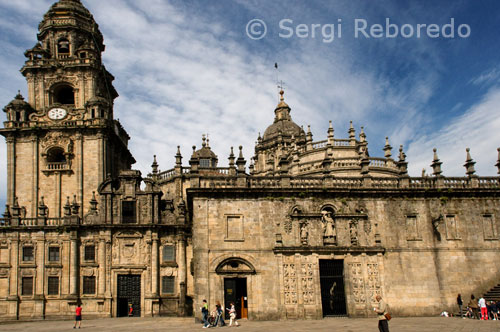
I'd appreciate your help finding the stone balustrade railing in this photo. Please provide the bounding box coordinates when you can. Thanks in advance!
[186,175,500,190]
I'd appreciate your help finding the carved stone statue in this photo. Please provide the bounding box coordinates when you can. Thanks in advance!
[300,223,308,245]
[350,220,358,246]
[321,210,337,245]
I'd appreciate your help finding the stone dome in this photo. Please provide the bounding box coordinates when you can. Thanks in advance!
[3,93,32,112]
[262,91,304,141]
[262,119,304,141]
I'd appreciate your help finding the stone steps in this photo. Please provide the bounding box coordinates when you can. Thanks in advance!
[484,284,500,301]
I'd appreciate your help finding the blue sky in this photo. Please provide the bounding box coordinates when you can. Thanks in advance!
[1,0,500,208]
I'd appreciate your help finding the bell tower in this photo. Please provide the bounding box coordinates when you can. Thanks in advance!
[1,0,135,218]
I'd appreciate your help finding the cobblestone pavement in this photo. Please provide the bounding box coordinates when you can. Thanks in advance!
[1,316,499,332]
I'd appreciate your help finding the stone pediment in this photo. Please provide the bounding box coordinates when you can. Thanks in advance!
[215,257,256,274]
[115,231,143,239]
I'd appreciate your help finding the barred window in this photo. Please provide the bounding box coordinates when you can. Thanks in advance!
[84,245,95,262]
[48,247,60,262]
[48,276,59,295]
[162,276,175,294]
[83,276,96,294]
[22,277,33,295]
[162,245,175,262]
[23,246,34,262]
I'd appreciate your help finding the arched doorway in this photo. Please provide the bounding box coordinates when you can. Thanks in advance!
[216,257,256,319]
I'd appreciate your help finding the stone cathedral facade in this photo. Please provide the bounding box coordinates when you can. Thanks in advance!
[1,0,500,321]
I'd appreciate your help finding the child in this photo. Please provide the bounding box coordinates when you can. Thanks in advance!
[226,302,239,327]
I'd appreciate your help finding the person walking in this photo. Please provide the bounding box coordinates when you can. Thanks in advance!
[73,304,82,329]
[457,294,464,318]
[468,295,479,319]
[227,302,239,327]
[213,301,226,327]
[479,296,488,320]
[201,299,211,328]
[374,295,389,332]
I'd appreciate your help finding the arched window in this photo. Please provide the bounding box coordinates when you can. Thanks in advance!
[57,39,70,54]
[47,147,66,163]
[53,84,74,105]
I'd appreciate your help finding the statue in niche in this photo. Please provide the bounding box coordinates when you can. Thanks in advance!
[300,222,308,245]
[350,220,358,246]
[321,209,337,245]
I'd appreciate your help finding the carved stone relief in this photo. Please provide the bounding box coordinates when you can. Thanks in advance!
[301,263,315,304]
[366,263,381,304]
[349,262,366,304]
[283,258,297,305]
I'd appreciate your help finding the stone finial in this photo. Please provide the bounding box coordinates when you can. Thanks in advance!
[228,147,235,168]
[3,204,11,219]
[202,134,206,148]
[306,125,312,140]
[11,197,20,217]
[249,157,255,174]
[496,148,500,174]
[175,146,182,167]
[399,145,406,161]
[397,145,408,176]
[38,196,48,217]
[71,194,80,215]
[89,191,98,212]
[464,148,476,177]
[383,136,392,158]
[257,132,262,143]
[63,196,72,216]
[359,126,366,143]
[430,148,443,176]
[349,121,356,139]
[327,120,334,141]
[422,168,426,177]
[151,155,158,174]
[236,146,246,174]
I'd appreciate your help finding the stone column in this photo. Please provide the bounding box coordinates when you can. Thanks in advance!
[6,137,16,206]
[9,239,18,297]
[98,238,106,296]
[177,233,187,315]
[32,136,39,218]
[70,233,79,296]
[151,235,159,296]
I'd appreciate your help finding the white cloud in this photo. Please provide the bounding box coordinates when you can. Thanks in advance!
[407,87,500,177]
[0,0,490,206]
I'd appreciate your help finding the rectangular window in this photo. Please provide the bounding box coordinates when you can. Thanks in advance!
[483,214,497,240]
[405,215,421,240]
[48,247,60,262]
[83,276,96,294]
[162,245,175,262]
[22,277,33,295]
[162,276,175,294]
[226,215,243,240]
[445,214,459,240]
[22,246,34,262]
[48,276,59,295]
[122,201,136,224]
[84,245,96,262]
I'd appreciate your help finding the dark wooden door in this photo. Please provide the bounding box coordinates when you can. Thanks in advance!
[117,274,141,317]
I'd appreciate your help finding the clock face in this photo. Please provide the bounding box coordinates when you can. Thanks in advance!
[48,107,67,120]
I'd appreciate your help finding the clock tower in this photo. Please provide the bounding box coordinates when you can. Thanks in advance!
[1,0,135,218]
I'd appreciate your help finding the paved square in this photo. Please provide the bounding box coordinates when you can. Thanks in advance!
[1,317,499,332]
